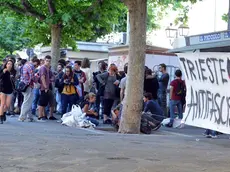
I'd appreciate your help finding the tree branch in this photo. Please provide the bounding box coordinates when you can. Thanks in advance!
[47,0,56,15]
[20,0,46,20]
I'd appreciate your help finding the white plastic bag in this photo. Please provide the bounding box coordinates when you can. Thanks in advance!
[61,105,96,128]
[173,118,182,128]
[161,118,170,126]
[161,118,184,128]
[61,105,82,127]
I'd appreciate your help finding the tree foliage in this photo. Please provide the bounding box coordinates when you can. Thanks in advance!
[0,13,31,57]
[0,0,126,49]
[147,0,202,29]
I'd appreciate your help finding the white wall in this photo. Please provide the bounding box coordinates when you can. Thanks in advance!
[108,54,179,72]
[145,54,179,71]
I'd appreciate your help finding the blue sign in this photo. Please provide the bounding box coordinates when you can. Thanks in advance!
[224,31,230,38]
[199,33,221,42]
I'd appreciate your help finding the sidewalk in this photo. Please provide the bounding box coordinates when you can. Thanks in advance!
[1,117,230,172]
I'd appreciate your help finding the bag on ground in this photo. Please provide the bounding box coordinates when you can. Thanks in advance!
[140,113,161,134]
[61,105,95,128]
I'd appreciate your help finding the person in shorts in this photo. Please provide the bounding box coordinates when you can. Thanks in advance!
[38,55,56,121]
[0,59,16,124]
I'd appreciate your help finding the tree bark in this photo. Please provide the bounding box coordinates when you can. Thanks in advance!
[51,24,61,70]
[228,0,230,30]
[118,0,147,134]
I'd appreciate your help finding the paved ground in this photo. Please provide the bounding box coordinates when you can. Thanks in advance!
[0,116,230,172]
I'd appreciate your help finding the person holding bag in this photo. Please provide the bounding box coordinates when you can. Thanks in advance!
[60,66,79,116]
[18,57,40,122]
[0,59,16,124]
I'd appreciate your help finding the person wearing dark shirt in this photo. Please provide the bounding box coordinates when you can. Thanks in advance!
[0,60,16,124]
[158,63,169,117]
[73,61,86,100]
[54,63,64,115]
[93,61,107,116]
[144,69,159,100]
[82,93,99,126]
[143,92,164,124]
[166,69,185,127]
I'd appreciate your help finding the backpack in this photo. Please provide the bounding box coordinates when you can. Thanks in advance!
[140,113,161,134]
[175,80,185,97]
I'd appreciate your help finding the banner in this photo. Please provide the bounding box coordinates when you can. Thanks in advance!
[178,52,230,134]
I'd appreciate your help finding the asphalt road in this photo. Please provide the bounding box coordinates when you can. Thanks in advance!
[0,116,230,172]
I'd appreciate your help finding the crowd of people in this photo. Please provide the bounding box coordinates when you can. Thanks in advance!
[0,54,188,134]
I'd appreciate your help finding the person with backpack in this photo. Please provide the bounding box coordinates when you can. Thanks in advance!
[18,57,40,122]
[166,69,186,128]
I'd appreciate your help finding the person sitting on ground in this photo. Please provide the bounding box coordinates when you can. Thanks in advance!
[143,92,164,128]
[82,93,99,126]
[111,102,123,130]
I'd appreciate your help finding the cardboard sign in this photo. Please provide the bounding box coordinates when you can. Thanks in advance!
[178,52,230,134]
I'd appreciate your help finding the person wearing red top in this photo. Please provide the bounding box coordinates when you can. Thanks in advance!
[166,69,185,127]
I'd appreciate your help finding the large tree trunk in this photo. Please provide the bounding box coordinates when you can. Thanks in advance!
[51,24,61,70]
[118,0,147,134]
[228,0,230,30]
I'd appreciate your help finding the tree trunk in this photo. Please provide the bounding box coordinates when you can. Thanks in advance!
[51,24,61,70]
[118,0,147,134]
[228,0,230,30]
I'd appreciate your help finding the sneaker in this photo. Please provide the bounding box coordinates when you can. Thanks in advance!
[18,118,25,122]
[211,135,217,139]
[3,112,6,121]
[165,123,173,128]
[103,119,112,124]
[28,118,35,122]
[57,119,62,123]
[49,116,57,120]
[206,135,212,138]
[37,117,47,122]
[202,132,209,137]
[6,112,11,116]
[14,107,20,114]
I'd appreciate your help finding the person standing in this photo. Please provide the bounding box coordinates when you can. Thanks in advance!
[144,69,159,100]
[18,57,40,122]
[93,61,107,119]
[119,63,128,102]
[31,64,41,116]
[60,66,79,116]
[158,63,169,117]
[0,60,16,124]
[166,69,185,127]
[73,61,86,101]
[81,58,92,95]
[54,63,64,115]
[38,55,56,121]
[96,66,120,124]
